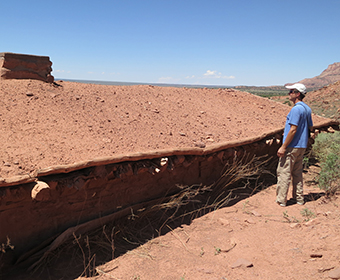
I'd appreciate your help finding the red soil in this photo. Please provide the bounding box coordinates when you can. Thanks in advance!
[0,79,330,179]
[1,79,339,280]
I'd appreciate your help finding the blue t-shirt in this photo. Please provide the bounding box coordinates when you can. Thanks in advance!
[283,102,313,148]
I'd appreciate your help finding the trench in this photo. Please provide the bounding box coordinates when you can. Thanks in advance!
[0,122,338,278]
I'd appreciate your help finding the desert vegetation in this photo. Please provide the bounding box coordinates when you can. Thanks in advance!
[312,131,340,196]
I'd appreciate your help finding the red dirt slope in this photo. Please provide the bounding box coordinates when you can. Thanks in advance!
[0,79,328,179]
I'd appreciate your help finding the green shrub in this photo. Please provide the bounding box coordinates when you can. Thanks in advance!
[312,131,340,195]
[312,131,340,163]
[318,152,340,195]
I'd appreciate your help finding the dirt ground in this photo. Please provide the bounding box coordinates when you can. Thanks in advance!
[7,165,340,280]
[1,80,340,279]
[0,79,328,180]
[80,166,339,280]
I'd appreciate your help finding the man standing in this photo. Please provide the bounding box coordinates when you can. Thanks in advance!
[276,83,313,207]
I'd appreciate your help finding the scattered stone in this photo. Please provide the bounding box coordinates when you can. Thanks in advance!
[219,218,230,226]
[320,234,329,240]
[222,237,237,251]
[328,127,335,133]
[304,218,319,227]
[31,181,51,201]
[318,266,334,273]
[231,258,253,269]
[229,237,237,247]
[244,218,256,224]
[329,267,340,279]
[26,92,34,97]
[323,211,332,216]
[251,210,261,217]
[179,132,186,136]
[160,158,168,166]
[194,141,206,148]
[266,139,274,145]
[290,223,301,229]
[196,267,213,274]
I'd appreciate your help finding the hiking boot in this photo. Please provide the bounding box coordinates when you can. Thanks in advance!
[276,201,286,207]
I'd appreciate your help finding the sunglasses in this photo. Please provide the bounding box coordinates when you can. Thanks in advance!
[289,89,299,94]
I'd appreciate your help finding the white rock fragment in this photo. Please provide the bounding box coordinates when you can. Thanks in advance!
[31,181,51,201]
[160,158,168,166]
[231,258,253,269]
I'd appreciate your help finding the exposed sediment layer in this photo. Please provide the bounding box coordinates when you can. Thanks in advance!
[0,121,338,271]
[0,52,54,83]
[0,131,279,267]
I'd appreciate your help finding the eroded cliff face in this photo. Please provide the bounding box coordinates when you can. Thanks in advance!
[1,123,338,273]
[0,135,281,272]
[292,62,340,90]
[0,52,54,83]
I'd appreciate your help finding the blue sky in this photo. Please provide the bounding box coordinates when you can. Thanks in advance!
[2,0,339,86]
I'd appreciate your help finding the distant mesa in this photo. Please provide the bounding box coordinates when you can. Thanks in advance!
[0,52,54,83]
[286,62,340,90]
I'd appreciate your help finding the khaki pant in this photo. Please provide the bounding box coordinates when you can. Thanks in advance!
[276,147,305,205]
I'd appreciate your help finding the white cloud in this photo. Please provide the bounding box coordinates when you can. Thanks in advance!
[204,70,217,76]
[203,70,235,79]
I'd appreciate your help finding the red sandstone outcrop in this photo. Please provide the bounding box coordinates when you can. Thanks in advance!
[287,62,340,90]
[0,52,54,83]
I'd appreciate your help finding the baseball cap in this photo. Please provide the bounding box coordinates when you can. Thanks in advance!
[285,83,307,94]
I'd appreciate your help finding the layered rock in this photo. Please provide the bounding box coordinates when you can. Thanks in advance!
[0,52,54,83]
[287,62,340,90]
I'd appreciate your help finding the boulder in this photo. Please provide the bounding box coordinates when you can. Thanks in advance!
[0,52,54,83]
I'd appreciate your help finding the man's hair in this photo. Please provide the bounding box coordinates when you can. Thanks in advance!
[299,93,305,100]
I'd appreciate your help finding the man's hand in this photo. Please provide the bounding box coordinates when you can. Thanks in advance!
[277,124,297,158]
[277,146,286,158]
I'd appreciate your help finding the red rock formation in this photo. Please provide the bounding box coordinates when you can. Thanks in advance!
[287,62,340,90]
[0,52,54,83]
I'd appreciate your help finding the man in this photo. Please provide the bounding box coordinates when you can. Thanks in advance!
[276,83,313,207]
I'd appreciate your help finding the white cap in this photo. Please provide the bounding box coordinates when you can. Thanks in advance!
[285,83,307,94]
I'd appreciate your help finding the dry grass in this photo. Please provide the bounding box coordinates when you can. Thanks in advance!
[22,153,276,278]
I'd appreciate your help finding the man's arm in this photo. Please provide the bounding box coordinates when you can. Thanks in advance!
[277,125,297,157]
